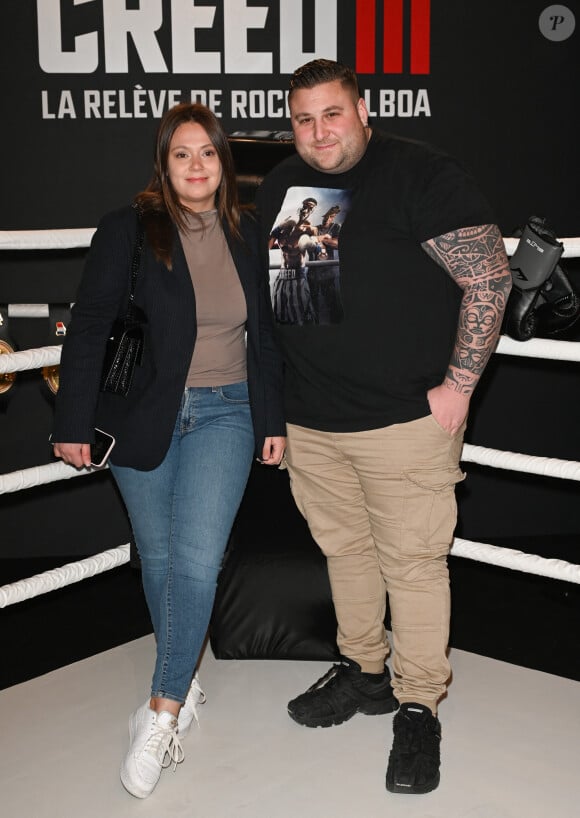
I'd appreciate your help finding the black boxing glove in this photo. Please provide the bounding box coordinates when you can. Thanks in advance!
[504,216,563,340]
[534,262,580,337]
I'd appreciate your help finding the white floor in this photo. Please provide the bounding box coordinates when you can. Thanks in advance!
[1,636,579,818]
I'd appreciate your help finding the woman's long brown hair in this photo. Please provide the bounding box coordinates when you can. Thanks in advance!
[135,103,242,268]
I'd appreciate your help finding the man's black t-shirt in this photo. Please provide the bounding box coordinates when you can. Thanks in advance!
[256,129,496,432]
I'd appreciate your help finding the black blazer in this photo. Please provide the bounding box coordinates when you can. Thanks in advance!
[53,205,285,470]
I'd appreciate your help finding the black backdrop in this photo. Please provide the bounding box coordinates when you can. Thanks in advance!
[1,1,579,561]
[2,1,579,234]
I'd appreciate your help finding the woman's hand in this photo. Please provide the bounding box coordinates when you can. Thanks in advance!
[52,442,92,469]
[259,436,286,466]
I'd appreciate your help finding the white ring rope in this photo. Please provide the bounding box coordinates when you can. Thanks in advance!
[496,335,580,361]
[450,538,580,584]
[0,228,96,250]
[1,231,580,257]
[0,345,61,373]
[503,236,580,258]
[0,460,104,496]
[0,545,130,609]
[2,336,580,378]
[2,444,578,499]
[4,231,580,255]
[1,229,580,605]
[461,444,580,482]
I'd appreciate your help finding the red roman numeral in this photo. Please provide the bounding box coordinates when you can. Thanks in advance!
[355,0,430,75]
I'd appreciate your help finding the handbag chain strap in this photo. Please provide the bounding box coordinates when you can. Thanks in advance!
[125,204,145,326]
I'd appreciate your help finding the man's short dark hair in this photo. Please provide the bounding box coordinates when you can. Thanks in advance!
[288,59,361,102]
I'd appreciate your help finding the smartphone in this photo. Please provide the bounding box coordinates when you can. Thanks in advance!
[49,428,116,467]
[90,428,116,467]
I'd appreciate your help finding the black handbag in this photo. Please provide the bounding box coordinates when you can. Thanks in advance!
[100,207,147,397]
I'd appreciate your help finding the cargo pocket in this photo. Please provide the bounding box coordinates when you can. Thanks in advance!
[401,466,465,557]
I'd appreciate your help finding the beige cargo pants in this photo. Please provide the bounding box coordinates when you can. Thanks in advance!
[284,414,466,714]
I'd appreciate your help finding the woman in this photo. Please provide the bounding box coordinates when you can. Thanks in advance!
[52,103,286,798]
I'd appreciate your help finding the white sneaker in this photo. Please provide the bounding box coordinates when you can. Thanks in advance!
[120,704,184,799]
[177,673,207,738]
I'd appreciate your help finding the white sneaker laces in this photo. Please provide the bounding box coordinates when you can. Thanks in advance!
[187,675,207,726]
[145,723,184,772]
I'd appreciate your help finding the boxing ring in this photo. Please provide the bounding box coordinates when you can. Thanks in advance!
[1,230,580,611]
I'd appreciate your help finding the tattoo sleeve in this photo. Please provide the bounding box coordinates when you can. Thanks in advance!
[422,224,512,397]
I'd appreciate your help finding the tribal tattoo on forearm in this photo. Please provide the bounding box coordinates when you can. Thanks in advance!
[422,224,512,396]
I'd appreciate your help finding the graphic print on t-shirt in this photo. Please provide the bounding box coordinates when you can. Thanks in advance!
[268,186,352,326]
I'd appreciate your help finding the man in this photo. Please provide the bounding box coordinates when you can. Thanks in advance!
[269,196,319,324]
[308,204,344,323]
[256,59,512,795]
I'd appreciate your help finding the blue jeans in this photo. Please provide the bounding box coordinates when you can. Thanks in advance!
[110,382,254,703]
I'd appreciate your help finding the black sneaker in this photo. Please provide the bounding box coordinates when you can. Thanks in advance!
[385,703,442,794]
[287,657,399,728]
